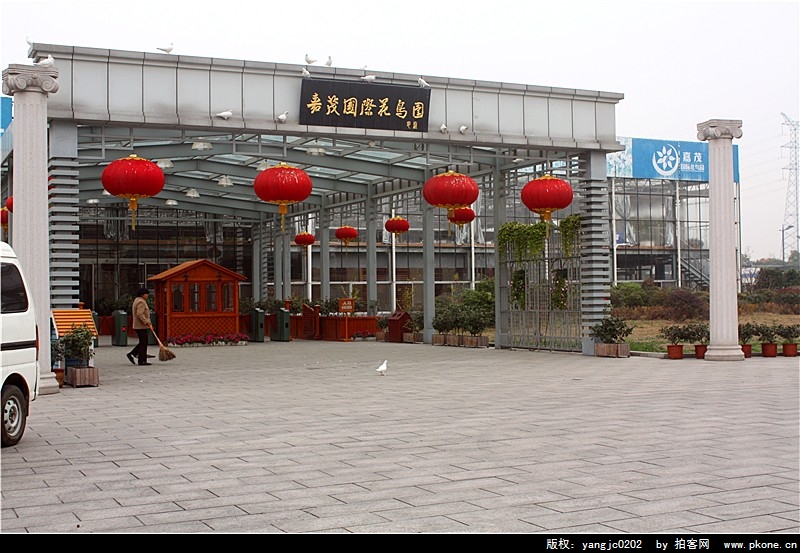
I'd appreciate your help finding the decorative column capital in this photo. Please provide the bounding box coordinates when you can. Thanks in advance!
[697,119,743,141]
[2,64,59,96]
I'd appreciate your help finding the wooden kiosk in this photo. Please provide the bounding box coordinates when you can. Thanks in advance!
[148,260,247,342]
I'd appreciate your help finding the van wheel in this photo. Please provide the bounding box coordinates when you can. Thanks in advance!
[2,385,27,448]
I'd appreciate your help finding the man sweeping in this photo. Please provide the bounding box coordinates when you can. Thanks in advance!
[127,287,153,366]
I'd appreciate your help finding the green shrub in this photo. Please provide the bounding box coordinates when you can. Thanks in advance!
[776,323,800,343]
[659,324,689,345]
[756,323,779,343]
[684,322,709,344]
[738,322,758,345]
[662,288,708,321]
[590,316,634,344]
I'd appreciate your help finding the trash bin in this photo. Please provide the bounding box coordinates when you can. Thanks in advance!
[112,310,128,346]
[270,308,291,342]
[251,308,265,342]
[387,310,410,343]
[148,312,157,345]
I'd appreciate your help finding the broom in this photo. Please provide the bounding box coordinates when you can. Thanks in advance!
[151,326,176,361]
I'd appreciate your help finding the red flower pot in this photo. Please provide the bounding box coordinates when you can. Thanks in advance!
[694,344,708,359]
[782,343,798,357]
[666,344,684,360]
[761,343,778,358]
[741,344,752,358]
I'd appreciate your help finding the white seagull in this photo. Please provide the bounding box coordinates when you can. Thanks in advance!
[376,360,388,376]
[301,67,311,78]
[304,54,317,65]
[360,74,376,83]
[215,109,233,120]
[440,123,448,133]
[459,125,469,134]
[157,43,173,54]
[35,54,54,67]
[418,76,430,88]
[26,36,32,46]
[325,56,332,67]
[276,111,289,123]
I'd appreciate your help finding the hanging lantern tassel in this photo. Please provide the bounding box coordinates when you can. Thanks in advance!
[128,198,138,230]
[279,204,287,232]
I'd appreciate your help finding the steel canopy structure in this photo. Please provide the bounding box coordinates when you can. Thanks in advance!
[1,42,624,353]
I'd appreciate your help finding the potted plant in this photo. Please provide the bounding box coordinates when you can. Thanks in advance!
[776,323,800,357]
[375,315,389,341]
[462,306,490,348]
[756,323,779,358]
[60,324,98,387]
[50,338,66,388]
[738,322,758,358]
[590,316,633,358]
[659,324,687,359]
[686,322,709,359]
[403,309,424,343]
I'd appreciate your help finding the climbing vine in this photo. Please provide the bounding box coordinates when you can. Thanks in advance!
[558,214,581,257]
[497,221,548,262]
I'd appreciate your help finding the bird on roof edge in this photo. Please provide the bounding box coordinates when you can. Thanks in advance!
[376,360,388,376]
[301,67,311,78]
[418,76,429,88]
[35,54,54,67]
[215,109,233,120]
[360,74,376,83]
[305,54,317,65]
[157,43,173,54]
[276,111,289,123]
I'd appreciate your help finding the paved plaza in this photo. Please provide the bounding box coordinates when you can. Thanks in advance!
[1,337,798,534]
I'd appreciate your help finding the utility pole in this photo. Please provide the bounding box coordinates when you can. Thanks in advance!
[781,113,799,264]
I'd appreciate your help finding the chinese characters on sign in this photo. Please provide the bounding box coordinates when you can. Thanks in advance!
[300,79,431,132]
[338,298,355,313]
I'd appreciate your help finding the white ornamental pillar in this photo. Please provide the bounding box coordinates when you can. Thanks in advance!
[2,63,60,393]
[697,119,744,361]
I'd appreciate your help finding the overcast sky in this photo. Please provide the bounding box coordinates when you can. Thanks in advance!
[2,0,798,260]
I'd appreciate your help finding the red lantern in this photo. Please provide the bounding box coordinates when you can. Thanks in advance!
[448,207,475,227]
[520,175,573,223]
[5,196,12,213]
[335,225,358,247]
[253,162,313,231]
[294,231,315,247]
[100,154,165,230]
[384,216,410,236]
[422,170,479,217]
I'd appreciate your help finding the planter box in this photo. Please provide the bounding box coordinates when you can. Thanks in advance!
[445,334,462,347]
[431,334,446,346]
[463,335,490,348]
[594,343,630,358]
[65,366,99,387]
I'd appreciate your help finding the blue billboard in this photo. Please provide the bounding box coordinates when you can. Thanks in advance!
[607,137,740,182]
[1,96,11,133]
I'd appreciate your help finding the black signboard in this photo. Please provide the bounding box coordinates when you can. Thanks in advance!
[299,79,431,132]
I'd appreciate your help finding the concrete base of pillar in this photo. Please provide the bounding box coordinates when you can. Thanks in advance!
[38,373,61,395]
[705,345,745,361]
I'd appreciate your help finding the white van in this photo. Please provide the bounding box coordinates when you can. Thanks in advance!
[1,241,40,447]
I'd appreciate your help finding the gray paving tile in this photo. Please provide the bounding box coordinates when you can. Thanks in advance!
[1,338,796,534]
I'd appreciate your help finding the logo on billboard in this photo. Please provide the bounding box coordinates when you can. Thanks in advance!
[652,144,680,177]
